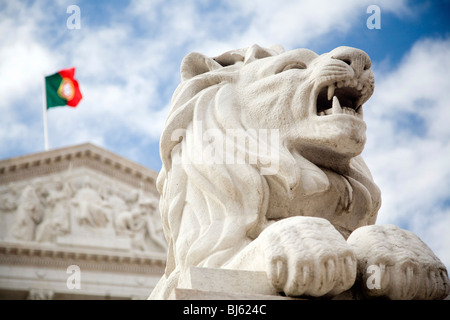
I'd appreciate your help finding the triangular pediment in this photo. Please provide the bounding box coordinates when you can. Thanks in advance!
[0,143,166,270]
[0,143,158,191]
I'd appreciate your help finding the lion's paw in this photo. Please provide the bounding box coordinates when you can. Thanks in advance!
[347,224,450,300]
[259,216,356,297]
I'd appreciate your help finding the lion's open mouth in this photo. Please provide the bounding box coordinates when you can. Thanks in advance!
[316,79,369,118]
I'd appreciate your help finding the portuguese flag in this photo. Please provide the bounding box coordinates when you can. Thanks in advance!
[45,68,82,109]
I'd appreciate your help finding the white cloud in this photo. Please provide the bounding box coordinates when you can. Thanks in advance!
[0,1,66,155]
[419,208,450,269]
[363,37,450,268]
[220,0,410,50]
[0,1,171,158]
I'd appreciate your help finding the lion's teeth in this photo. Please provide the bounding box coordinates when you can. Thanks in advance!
[324,108,332,115]
[332,96,343,114]
[357,106,363,118]
[327,83,335,101]
[343,107,356,116]
[357,82,363,91]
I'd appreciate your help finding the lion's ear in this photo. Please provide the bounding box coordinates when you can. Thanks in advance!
[244,44,284,64]
[180,52,222,81]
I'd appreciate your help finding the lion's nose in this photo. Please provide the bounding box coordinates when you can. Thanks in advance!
[330,46,371,77]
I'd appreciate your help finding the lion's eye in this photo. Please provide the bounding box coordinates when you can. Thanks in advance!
[280,62,307,72]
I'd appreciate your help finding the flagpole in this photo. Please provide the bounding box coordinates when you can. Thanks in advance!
[42,74,49,151]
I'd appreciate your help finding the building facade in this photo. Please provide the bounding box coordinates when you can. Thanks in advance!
[0,143,166,299]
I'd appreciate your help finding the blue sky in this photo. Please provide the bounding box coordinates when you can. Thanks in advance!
[1,0,449,269]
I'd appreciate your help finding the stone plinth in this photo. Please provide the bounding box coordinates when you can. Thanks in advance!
[169,267,302,300]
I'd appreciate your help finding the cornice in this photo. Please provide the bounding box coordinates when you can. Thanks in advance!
[0,143,159,192]
[0,241,166,274]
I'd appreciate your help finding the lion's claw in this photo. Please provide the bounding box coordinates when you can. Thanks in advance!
[348,224,450,300]
[260,216,356,297]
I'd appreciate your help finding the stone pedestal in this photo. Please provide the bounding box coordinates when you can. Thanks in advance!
[169,267,302,300]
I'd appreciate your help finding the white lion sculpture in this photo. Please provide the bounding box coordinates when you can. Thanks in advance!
[150,44,449,300]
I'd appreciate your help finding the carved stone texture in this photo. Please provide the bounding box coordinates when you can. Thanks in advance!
[10,185,43,241]
[72,177,111,228]
[0,145,166,255]
[35,179,71,242]
[347,224,450,299]
[150,44,449,300]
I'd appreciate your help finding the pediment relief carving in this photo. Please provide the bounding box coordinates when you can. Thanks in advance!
[1,156,166,255]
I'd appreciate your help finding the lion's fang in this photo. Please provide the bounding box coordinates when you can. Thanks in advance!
[327,84,335,101]
[332,96,343,114]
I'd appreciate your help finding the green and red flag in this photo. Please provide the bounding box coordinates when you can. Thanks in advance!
[45,67,82,109]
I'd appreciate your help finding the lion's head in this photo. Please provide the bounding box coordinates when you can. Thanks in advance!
[235,45,373,161]
[151,45,381,299]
